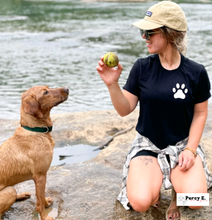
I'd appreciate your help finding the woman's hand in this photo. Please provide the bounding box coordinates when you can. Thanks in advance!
[96,56,123,87]
[96,55,137,117]
[178,149,196,171]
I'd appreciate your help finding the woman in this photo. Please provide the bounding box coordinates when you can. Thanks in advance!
[96,1,212,220]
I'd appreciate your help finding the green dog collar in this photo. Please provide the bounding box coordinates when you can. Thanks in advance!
[21,125,53,133]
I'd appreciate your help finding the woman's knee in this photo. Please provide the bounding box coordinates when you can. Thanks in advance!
[189,206,203,210]
[180,187,206,210]
[129,196,152,212]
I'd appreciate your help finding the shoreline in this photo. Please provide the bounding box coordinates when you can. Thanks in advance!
[1,103,212,148]
[82,0,153,2]
[1,102,212,122]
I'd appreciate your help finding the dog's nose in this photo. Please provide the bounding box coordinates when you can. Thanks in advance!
[63,87,69,94]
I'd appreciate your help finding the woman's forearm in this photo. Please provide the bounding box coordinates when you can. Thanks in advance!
[107,83,138,117]
[178,101,208,171]
[96,57,138,117]
[186,101,208,151]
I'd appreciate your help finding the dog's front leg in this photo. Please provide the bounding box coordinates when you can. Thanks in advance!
[34,175,54,220]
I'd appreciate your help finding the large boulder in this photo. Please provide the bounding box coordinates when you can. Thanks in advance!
[0,106,212,220]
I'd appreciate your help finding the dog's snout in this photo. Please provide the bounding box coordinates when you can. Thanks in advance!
[63,87,69,94]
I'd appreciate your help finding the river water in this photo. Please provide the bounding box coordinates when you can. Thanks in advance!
[0,0,212,119]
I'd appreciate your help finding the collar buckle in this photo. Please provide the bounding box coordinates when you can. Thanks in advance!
[43,126,49,133]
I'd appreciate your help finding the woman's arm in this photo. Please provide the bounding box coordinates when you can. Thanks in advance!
[96,57,138,116]
[179,100,208,171]
[108,85,138,116]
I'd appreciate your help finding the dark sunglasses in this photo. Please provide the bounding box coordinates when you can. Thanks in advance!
[140,29,161,40]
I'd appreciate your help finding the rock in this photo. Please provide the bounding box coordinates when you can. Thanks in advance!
[0,106,212,220]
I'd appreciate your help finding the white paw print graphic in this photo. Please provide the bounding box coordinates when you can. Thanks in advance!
[173,83,188,99]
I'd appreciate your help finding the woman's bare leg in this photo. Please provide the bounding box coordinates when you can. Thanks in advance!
[169,155,207,219]
[127,156,163,212]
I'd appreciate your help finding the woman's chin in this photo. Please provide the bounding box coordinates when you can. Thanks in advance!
[148,49,154,54]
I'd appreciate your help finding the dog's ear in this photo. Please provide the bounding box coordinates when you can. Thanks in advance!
[22,93,44,119]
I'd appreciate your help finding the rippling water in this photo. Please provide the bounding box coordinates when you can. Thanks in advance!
[0,0,212,119]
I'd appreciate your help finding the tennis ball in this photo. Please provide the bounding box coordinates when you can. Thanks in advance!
[103,52,119,68]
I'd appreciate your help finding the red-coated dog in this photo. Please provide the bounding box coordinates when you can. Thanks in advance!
[0,86,69,220]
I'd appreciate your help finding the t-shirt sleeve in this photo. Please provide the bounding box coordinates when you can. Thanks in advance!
[123,59,140,98]
[195,66,211,103]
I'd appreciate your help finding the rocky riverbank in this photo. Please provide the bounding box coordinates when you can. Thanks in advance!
[0,106,212,220]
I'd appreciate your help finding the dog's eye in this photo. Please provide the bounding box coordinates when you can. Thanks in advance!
[44,90,48,95]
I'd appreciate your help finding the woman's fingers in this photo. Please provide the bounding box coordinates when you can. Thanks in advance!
[98,58,104,66]
[179,151,195,171]
[117,62,123,71]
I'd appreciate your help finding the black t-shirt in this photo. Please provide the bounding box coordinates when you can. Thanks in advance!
[123,54,211,149]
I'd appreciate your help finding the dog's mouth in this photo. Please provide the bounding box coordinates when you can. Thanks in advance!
[54,96,68,106]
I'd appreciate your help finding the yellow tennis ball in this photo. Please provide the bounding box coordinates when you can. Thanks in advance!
[103,52,119,68]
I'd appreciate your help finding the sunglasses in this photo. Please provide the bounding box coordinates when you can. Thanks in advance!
[140,29,161,40]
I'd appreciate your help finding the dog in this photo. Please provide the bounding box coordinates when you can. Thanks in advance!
[0,86,69,220]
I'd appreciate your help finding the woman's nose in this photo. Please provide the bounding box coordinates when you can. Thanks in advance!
[142,33,146,39]
[140,30,146,39]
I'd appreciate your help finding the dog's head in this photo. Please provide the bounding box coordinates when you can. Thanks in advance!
[21,86,69,119]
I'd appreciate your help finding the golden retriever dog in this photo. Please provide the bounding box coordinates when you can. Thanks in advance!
[0,86,69,220]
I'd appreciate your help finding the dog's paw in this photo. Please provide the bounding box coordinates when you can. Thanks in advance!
[45,197,53,208]
[16,192,31,201]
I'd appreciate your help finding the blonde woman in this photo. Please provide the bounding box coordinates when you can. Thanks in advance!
[96,1,212,219]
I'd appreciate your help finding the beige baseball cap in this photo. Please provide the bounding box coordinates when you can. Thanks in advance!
[132,1,187,31]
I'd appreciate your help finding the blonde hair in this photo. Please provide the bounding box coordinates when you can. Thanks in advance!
[160,26,187,56]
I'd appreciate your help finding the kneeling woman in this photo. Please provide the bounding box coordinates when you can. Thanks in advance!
[96,1,212,220]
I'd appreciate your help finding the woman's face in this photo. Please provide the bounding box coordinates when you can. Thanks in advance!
[142,29,168,54]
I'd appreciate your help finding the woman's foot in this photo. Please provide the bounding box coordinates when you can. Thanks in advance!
[167,200,180,219]
[166,189,181,220]
[152,192,161,208]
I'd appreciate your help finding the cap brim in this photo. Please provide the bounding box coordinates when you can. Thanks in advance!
[132,19,163,30]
